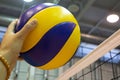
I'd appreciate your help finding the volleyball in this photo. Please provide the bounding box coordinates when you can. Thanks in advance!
[16,3,81,70]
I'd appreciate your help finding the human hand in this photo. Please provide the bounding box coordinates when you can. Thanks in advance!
[0,19,37,80]
[0,19,38,56]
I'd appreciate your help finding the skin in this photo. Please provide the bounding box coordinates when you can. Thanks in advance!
[0,19,38,80]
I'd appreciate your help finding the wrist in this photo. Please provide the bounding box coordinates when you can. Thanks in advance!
[0,49,19,70]
[0,55,10,80]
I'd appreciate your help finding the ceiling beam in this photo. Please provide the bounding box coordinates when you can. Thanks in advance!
[0,15,16,22]
[0,3,22,12]
[79,22,115,33]
[81,33,105,41]
[77,0,96,20]
[0,15,16,26]
[46,0,61,4]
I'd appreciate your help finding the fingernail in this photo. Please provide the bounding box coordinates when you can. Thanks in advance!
[31,19,38,25]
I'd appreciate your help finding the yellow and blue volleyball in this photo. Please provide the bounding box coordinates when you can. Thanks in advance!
[16,3,81,70]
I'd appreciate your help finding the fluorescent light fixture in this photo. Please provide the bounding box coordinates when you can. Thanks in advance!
[24,0,33,2]
[106,14,119,23]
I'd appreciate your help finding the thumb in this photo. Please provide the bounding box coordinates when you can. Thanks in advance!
[7,19,18,33]
[16,19,38,39]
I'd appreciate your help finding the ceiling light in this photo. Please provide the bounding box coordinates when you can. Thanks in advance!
[24,0,33,2]
[106,14,119,23]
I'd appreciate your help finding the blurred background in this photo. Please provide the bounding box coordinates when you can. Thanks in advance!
[0,0,120,80]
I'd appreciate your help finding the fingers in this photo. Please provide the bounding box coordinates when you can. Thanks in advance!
[7,19,18,33]
[16,19,38,39]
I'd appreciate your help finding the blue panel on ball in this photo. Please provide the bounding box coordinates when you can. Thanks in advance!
[20,22,76,66]
[15,3,57,32]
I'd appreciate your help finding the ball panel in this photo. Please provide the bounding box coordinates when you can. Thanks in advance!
[39,24,80,69]
[21,22,76,66]
[21,6,79,52]
[16,3,56,32]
